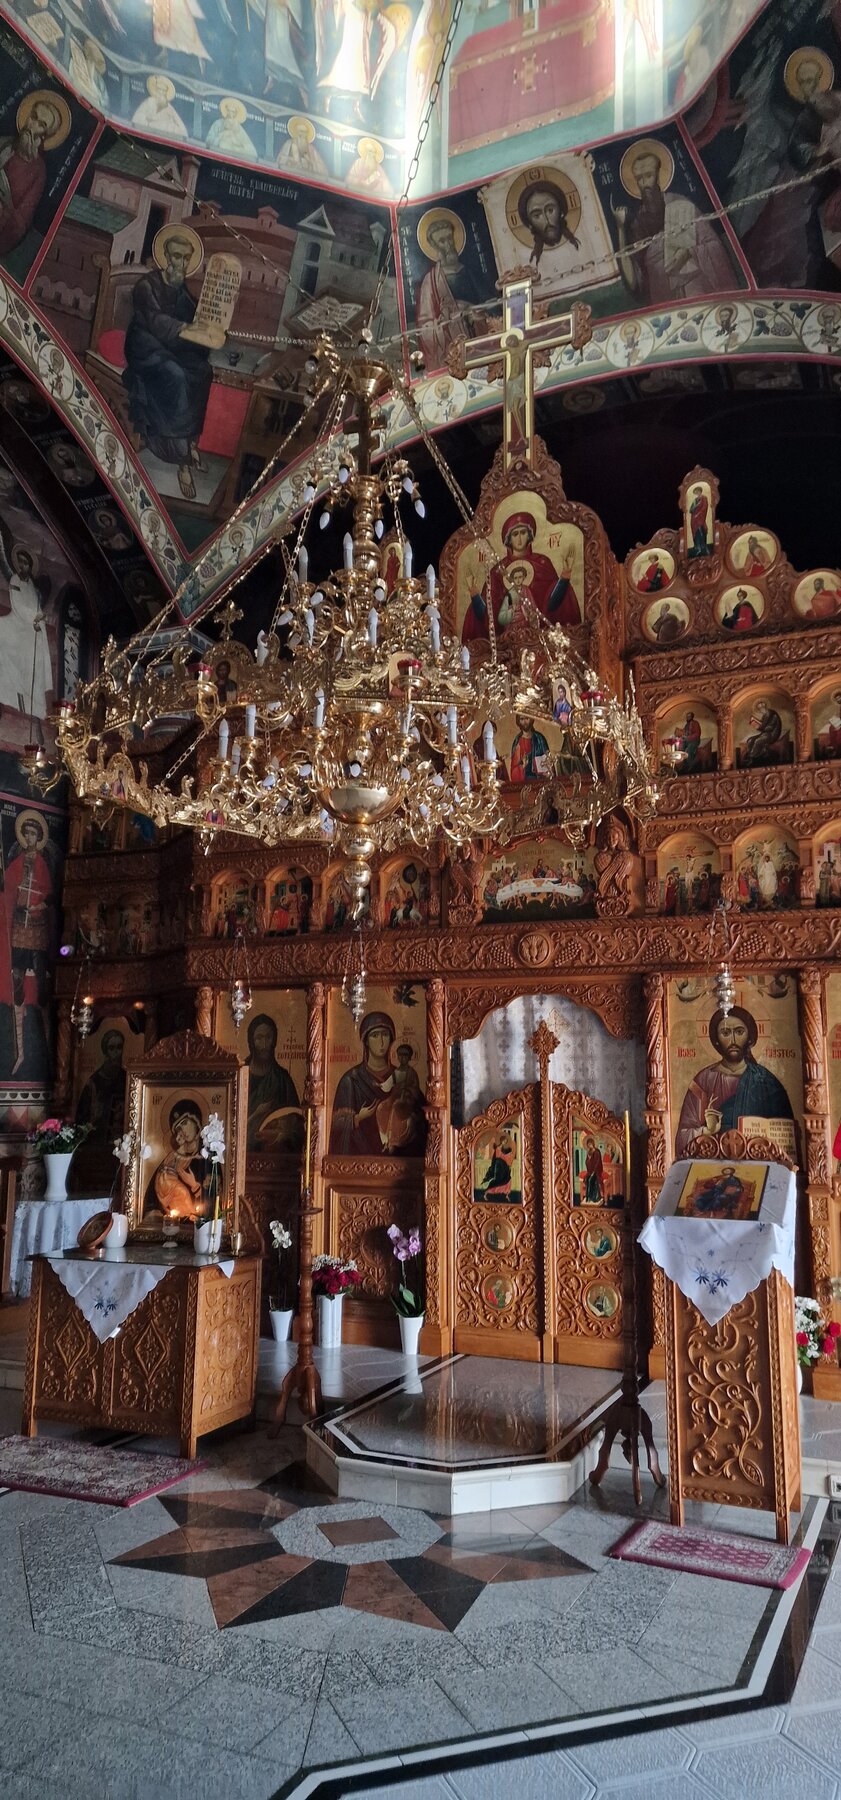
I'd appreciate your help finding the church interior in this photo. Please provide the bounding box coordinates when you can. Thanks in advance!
[3,0,841,1795]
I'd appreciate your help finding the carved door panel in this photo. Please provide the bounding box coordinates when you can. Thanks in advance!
[552,1086,626,1370]
[453,1085,542,1360]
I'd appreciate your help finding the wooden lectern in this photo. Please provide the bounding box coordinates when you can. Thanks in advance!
[662,1131,801,1545]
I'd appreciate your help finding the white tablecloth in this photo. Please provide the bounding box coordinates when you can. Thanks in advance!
[9,1198,110,1298]
[47,1256,236,1342]
[638,1159,796,1325]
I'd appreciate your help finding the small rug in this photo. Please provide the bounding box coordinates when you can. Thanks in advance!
[610,1518,810,1589]
[0,1436,204,1507]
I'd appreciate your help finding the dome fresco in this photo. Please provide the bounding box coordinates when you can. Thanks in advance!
[0,0,840,618]
[0,0,762,197]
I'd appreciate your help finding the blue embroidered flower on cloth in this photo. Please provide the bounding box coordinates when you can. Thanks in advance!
[93,1295,117,1317]
[694,1264,729,1295]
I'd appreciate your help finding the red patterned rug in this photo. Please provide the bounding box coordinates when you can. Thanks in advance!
[0,1436,204,1507]
[610,1518,810,1589]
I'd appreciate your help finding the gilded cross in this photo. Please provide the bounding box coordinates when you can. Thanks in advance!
[218,598,244,640]
[449,271,592,473]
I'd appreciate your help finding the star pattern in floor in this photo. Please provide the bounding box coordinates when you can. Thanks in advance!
[111,1460,592,1632]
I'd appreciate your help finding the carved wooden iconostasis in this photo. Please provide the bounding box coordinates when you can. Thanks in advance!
[53,437,841,1390]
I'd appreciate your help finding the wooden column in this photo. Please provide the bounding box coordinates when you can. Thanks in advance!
[794,695,811,765]
[530,1020,559,1360]
[423,976,450,1355]
[52,999,73,1115]
[717,704,733,772]
[305,981,326,1259]
[643,972,670,1378]
[799,966,840,1398]
[195,986,214,1038]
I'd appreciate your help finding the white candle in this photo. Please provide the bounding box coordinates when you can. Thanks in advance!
[343,533,354,570]
[245,704,256,738]
[218,719,229,758]
[461,646,470,671]
[304,608,315,644]
[255,632,268,666]
[314,689,325,729]
[403,541,413,579]
[297,545,308,580]
[446,704,457,746]
[368,608,378,647]
[428,604,441,654]
[461,756,472,790]
[426,564,436,599]
[231,742,241,773]
[483,720,496,762]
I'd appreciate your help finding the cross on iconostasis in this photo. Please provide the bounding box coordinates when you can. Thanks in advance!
[448,270,592,473]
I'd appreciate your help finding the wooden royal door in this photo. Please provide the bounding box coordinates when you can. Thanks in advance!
[550,1085,627,1371]
[453,1083,543,1360]
[453,1057,629,1367]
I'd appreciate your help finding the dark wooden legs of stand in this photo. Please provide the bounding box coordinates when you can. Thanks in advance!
[270,1196,322,1431]
[590,1114,665,1504]
[589,1389,665,1505]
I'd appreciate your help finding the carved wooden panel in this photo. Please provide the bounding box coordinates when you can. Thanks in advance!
[194,1262,260,1423]
[326,1163,425,1303]
[22,1257,260,1458]
[453,1086,541,1351]
[665,1270,800,1540]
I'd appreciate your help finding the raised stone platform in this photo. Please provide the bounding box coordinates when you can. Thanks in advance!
[304,1353,620,1512]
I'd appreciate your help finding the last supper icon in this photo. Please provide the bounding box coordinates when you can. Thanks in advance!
[473,1119,523,1204]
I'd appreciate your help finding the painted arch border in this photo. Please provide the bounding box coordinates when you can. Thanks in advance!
[0,282,838,624]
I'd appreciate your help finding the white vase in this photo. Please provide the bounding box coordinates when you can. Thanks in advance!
[399,1313,424,1357]
[43,1152,73,1201]
[108,1213,128,1248]
[270,1308,294,1342]
[209,1217,224,1254]
[194,1220,213,1254]
[317,1292,344,1349]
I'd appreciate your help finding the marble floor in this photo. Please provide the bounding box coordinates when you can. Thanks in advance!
[0,1342,835,1800]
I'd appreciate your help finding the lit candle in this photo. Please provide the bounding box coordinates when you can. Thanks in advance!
[304,1106,313,1190]
[218,719,229,758]
[343,532,354,570]
[446,704,457,746]
[368,608,378,647]
[314,688,325,729]
[426,564,436,600]
[482,720,496,762]
[297,545,308,580]
[403,541,413,579]
[245,704,256,738]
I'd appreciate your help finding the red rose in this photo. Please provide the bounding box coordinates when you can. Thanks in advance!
[796,1331,809,1346]
[830,1321,841,1339]
[822,1336,836,1357]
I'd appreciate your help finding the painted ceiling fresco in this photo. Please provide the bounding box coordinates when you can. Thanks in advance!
[0,0,763,198]
[0,0,841,622]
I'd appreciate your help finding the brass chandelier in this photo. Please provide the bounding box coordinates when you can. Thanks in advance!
[53,334,657,919]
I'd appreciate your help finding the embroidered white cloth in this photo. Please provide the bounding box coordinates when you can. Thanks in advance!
[46,1257,236,1343]
[638,1159,796,1326]
[9,1198,110,1298]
